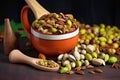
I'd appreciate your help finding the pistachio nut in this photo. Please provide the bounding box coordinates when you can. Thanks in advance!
[57,54,64,61]
[73,51,80,60]
[81,44,87,49]
[65,63,72,71]
[62,60,70,66]
[86,45,96,53]
[92,58,105,66]
[84,60,90,66]
[81,49,87,55]
[80,54,85,60]
[68,54,76,62]
[76,60,82,67]
[108,56,117,64]
[85,53,93,61]
[104,54,109,62]
[71,62,76,68]
[63,53,69,61]
[60,67,69,73]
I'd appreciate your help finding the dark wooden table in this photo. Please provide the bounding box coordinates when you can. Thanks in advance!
[0,38,120,80]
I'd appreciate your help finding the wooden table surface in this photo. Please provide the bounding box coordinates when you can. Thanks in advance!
[0,38,120,80]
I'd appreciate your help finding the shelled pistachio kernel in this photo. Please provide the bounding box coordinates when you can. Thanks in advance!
[85,53,93,61]
[108,56,118,64]
[37,60,58,68]
[60,67,69,73]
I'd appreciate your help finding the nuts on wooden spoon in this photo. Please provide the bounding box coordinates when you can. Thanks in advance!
[9,49,60,72]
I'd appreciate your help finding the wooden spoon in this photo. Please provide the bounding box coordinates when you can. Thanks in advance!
[9,49,60,72]
[25,0,50,19]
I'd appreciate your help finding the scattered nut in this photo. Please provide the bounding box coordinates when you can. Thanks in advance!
[86,65,94,69]
[67,70,75,75]
[94,68,103,73]
[89,70,95,74]
[75,70,85,75]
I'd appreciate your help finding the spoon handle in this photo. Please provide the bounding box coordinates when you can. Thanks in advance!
[9,49,35,64]
[25,0,50,19]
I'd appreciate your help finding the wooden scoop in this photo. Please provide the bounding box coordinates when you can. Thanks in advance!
[25,0,50,19]
[9,49,60,72]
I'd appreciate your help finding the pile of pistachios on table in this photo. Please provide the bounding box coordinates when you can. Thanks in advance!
[57,23,120,74]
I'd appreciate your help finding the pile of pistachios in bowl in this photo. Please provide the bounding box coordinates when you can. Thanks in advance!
[32,13,79,34]
[57,23,120,74]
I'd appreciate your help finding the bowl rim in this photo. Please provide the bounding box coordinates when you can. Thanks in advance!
[31,27,79,40]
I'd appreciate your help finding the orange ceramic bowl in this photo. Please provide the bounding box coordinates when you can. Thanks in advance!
[21,5,79,56]
[30,27,79,56]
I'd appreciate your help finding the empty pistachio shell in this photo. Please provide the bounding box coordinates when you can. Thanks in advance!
[92,58,105,66]
[73,51,80,60]
[63,53,69,61]
[81,49,87,54]
[84,60,90,66]
[86,45,95,52]
[57,54,64,61]
[81,44,87,49]
[71,62,76,68]
[74,46,78,51]
[68,54,76,61]
[80,54,85,60]
[62,60,70,66]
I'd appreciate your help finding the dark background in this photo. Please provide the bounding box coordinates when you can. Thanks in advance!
[0,0,120,28]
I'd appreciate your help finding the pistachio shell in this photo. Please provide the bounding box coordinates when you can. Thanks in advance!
[84,60,90,66]
[92,58,105,66]
[63,53,69,61]
[80,54,85,60]
[73,51,80,60]
[57,54,64,61]
[71,62,76,68]
[81,44,87,49]
[62,60,70,66]
[86,45,95,52]
[68,54,76,61]
[81,49,87,54]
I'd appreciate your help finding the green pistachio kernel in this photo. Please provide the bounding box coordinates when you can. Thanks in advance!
[51,27,57,33]
[91,52,98,58]
[76,60,82,67]
[108,56,117,64]
[66,20,72,28]
[60,67,69,74]
[39,20,45,24]
[65,63,71,71]
[85,53,93,61]
[104,54,109,62]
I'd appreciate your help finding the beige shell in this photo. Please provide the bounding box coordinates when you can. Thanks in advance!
[71,62,76,68]
[86,45,95,53]
[68,54,76,62]
[92,58,105,66]
[73,51,80,60]
[57,54,64,61]
[62,60,70,66]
